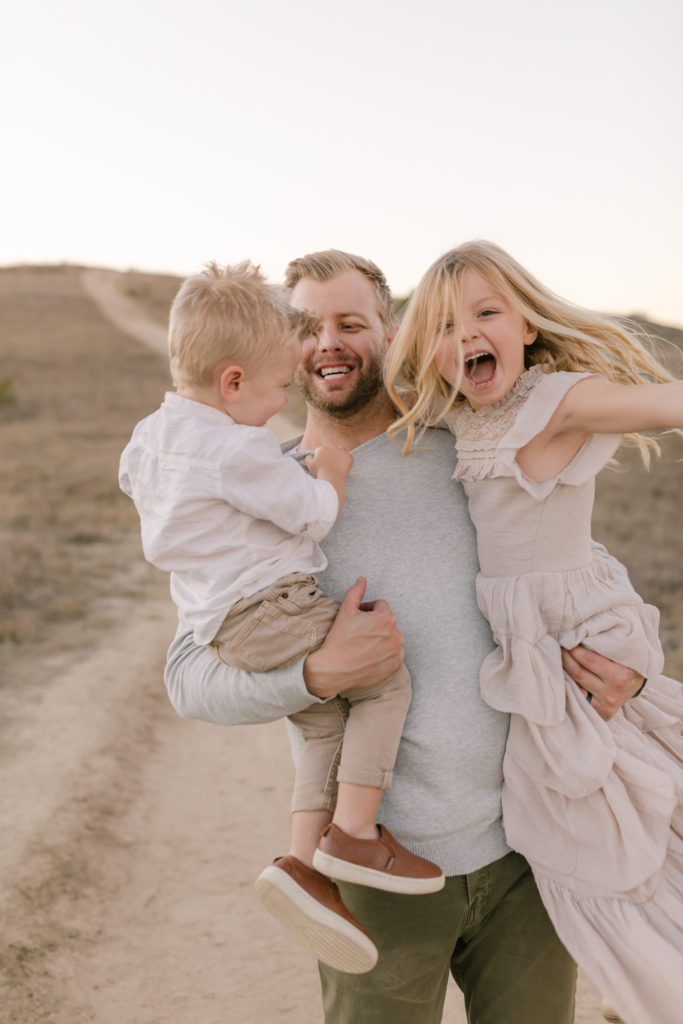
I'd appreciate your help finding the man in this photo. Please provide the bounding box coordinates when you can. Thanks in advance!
[164,249,641,1023]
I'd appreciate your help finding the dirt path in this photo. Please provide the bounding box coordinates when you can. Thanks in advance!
[0,272,607,1023]
[1,588,329,1023]
[80,268,302,442]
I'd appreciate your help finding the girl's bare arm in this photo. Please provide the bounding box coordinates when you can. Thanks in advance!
[518,377,683,482]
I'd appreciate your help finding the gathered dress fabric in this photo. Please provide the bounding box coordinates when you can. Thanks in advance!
[447,365,683,1024]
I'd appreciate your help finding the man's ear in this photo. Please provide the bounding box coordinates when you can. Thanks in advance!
[385,323,399,348]
[218,365,245,403]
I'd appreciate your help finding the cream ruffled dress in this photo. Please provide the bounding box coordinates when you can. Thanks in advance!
[447,365,683,1024]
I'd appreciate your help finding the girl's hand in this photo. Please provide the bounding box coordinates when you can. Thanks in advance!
[561,645,645,720]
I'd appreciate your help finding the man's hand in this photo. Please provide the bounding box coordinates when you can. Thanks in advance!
[303,577,405,700]
[562,645,645,721]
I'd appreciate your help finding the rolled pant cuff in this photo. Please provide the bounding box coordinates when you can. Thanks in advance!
[336,768,393,789]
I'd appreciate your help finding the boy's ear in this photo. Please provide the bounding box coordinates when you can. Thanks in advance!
[218,364,245,403]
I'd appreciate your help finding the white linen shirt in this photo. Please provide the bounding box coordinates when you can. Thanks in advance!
[119,392,338,644]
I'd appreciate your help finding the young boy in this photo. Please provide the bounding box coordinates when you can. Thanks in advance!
[119,261,443,974]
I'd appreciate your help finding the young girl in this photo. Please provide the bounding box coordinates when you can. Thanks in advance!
[385,241,683,1024]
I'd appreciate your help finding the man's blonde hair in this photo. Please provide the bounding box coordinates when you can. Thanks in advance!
[386,240,676,462]
[284,249,395,330]
[169,261,318,388]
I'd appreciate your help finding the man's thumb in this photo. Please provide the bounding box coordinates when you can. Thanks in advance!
[339,576,367,612]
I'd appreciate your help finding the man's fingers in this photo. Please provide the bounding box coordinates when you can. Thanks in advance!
[562,647,586,683]
[339,576,367,613]
[561,645,643,721]
[562,647,597,708]
[562,646,599,689]
[359,597,390,614]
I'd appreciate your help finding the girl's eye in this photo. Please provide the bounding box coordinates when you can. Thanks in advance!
[479,309,496,318]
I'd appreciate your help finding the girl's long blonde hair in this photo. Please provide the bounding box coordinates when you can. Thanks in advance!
[385,240,676,463]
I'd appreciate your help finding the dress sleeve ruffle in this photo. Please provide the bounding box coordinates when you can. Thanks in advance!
[496,371,622,499]
[502,676,681,891]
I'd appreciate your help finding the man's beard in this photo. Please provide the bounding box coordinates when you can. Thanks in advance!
[295,355,386,419]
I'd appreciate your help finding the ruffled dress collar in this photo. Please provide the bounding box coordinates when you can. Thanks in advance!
[447,364,550,450]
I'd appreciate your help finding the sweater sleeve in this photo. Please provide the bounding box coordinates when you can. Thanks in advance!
[164,622,327,725]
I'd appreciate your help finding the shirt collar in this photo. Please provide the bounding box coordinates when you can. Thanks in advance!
[163,391,235,427]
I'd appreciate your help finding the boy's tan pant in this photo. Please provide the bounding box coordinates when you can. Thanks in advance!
[210,573,412,812]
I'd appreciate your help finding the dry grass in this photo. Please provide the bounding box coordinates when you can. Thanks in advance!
[119,268,183,324]
[1,265,681,684]
[593,318,683,677]
[594,436,683,678]
[0,266,173,673]
[120,267,309,428]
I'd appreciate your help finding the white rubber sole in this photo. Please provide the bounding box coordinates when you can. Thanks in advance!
[312,849,445,894]
[254,865,378,974]
[600,1000,624,1023]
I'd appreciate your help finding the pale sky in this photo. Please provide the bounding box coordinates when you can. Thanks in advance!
[4,0,683,325]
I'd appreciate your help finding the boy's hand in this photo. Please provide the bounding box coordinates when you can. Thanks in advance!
[306,447,353,513]
[306,446,353,479]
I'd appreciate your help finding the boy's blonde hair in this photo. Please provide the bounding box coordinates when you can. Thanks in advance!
[169,261,318,388]
[284,249,395,331]
[386,240,676,462]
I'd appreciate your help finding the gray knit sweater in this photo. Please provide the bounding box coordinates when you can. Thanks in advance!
[165,427,511,875]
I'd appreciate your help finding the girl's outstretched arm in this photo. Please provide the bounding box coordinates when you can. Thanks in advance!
[518,376,683,481]
[555,376,683,437]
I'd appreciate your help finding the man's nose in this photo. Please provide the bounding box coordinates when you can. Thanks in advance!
[317,324,344,351]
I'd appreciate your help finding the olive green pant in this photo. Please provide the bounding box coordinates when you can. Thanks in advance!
[320,851,576,1024]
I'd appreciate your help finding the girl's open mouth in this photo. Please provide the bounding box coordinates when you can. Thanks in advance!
[464,352,497,386]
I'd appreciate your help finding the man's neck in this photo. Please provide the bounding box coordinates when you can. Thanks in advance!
[300,395,397,452]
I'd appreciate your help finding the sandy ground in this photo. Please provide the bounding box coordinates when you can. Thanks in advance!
[0,270,610,1023]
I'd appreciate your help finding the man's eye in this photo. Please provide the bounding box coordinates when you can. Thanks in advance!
[341,322,362,331]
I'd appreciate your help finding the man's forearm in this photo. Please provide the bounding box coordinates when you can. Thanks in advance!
[164,624,325,725]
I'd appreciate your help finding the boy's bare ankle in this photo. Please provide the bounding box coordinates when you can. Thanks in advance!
[290,809,332,868]
[288,847,316,868]
[330,820,380,842]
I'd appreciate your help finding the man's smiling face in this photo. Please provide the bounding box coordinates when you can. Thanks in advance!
[290,270,391,418]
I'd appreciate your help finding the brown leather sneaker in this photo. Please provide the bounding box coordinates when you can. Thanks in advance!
[254,855,378,974]
[313,823,445,894]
